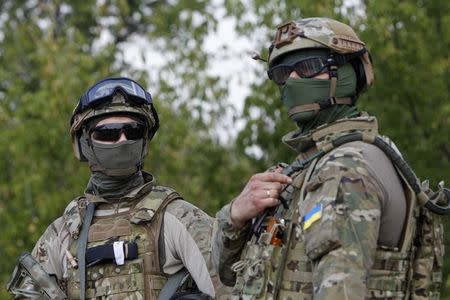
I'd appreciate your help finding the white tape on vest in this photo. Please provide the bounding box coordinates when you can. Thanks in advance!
[113,241,125,265]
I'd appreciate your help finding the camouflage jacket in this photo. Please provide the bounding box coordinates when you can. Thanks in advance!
[214,115,414,299]
[17,172,218,298]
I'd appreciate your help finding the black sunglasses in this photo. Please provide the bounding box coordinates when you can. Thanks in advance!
[90,122,146,142]
[267,56,332,85]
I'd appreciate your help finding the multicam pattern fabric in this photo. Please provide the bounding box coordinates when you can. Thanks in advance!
[9,178,220,299]
[66,185,177,299]
[166,199,233,299]
[301,144,382,298]
[410,205,444,299]
[167,200,213,262]
[214,116,446,300]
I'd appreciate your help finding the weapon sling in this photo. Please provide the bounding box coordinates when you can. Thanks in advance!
[78,202,95,300]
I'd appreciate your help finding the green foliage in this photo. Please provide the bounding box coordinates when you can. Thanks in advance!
[0,0,449,299]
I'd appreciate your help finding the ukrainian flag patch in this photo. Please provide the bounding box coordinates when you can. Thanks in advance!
[303,203,322,230]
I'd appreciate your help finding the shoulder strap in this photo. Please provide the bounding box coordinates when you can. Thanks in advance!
[136,185,183,272]
[63,196,87,239]
[318,132,450,215]
[77,202,95,300]
[157,267,190,300]
[130,185,181,223]
[153,190,183,272]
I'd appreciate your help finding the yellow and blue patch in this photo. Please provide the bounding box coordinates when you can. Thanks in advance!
[302,203,322,230]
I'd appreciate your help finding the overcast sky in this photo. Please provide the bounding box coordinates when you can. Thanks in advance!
[120,11,260,141]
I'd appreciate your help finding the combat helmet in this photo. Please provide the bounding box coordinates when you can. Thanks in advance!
[70,77,159,161]
[268,18,374,118]
[268,18,373,94]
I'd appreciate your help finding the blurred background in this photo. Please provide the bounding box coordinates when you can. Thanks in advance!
[0,0,448,298]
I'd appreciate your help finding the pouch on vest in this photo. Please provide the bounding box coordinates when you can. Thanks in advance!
[64,185,182,299]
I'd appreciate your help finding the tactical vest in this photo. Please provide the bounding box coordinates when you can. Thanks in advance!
[231,117,446,300]
[63,185,182,299]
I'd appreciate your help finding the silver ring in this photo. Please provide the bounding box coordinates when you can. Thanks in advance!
[266,190,270,198]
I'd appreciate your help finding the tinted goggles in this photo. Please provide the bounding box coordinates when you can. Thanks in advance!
[75,77,152,114]
[267,56,331,85]
[90,122,146,142]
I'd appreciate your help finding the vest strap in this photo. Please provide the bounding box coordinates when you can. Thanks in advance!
[157,268,189,300]
[78,202,95,300]
[154,191,183,272]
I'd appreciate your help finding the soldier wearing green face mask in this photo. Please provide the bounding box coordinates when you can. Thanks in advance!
[7,77,218,299]
[214,18,449,299]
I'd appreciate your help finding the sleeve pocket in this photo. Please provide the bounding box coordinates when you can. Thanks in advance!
[301,175,345,261]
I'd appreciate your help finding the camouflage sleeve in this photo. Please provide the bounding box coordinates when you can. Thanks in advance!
[166,199,234,297]
[162,212,215,296]
[213,203,251,286]
[300,146,383,299]
[30,216,69,279]
[166,199,215,272]
[10,216,70,297]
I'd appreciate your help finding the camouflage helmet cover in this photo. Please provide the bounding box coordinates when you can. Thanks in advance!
[268,18,374,93]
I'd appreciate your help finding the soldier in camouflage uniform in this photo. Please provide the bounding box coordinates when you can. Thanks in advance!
[214,18,448,299]
[8,77,217,299]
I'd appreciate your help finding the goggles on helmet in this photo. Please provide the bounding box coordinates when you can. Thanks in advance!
[90,122,146,143]
[74,77,152,115]
[267,56,331,85]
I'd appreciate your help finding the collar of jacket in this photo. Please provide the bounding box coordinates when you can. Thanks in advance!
[282,112,379,156]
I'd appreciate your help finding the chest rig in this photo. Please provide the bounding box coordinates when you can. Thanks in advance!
[231,117,449,300]
[63,185,182,299]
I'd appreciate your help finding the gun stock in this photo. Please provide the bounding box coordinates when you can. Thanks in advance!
[6,252,67,300]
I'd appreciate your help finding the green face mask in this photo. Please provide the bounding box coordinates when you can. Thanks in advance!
[276,50,358,124]
[281,77,330,123]
[280,63,357,123]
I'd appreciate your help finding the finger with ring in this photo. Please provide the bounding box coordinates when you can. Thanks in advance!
[266,190,271,198]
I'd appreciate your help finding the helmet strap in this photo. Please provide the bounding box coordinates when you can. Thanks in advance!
[328,64,339,98]
[287,97,355,117]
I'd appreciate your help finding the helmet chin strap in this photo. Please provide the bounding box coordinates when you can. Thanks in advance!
[328,64,338,99]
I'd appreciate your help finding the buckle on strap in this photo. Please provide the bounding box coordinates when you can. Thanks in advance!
[318,97,355,110]
[86,241,138,267]
[317,97,335,110]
